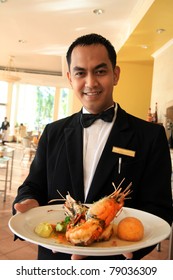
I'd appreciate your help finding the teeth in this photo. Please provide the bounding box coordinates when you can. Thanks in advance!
[84,91,101,96]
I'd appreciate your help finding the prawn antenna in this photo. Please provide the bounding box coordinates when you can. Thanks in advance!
[112,177,126,190]
[56,189,66,200]
[124,182,132,194]
[125,196,132,200]
[47,189,66,204]
[112,182,116,190]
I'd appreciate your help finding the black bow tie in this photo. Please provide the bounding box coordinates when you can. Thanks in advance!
[80,106,115,128]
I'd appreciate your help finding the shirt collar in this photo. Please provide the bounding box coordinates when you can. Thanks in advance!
[82,102,116,114]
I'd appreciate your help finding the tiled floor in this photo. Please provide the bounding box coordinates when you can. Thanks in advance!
[0,143,171,260]
[0,143,38,260]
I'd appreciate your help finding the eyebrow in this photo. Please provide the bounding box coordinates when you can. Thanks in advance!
[72,63,108,72]
[73,66,85,72]
[95,63,108,69]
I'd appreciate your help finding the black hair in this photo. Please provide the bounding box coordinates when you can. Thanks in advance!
[66,33,117,70]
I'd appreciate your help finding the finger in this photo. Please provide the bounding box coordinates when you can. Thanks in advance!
[71,254,86,260]
[123,252,133,259]
[14,199,39,213]
[14,203,32,213]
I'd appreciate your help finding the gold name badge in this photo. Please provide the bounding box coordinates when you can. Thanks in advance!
[112,146,135,157]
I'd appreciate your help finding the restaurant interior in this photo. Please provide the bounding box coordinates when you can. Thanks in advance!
[0,0,173,260]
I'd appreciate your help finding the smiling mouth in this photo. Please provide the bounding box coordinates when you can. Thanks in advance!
[83,91,101,96]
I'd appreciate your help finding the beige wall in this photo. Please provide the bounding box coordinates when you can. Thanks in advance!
[68,61,154,120]
[69,89,82,115]
[151,40,173,125]
[114,61,153,120]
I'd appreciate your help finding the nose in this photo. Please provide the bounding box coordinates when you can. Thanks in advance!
[85,73,98,88]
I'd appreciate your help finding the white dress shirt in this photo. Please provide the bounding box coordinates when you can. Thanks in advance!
[83,103,117,200]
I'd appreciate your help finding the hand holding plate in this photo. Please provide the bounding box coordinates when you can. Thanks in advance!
[14,199,39,213]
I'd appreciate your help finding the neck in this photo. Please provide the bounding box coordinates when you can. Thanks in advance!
[83,102,115,114]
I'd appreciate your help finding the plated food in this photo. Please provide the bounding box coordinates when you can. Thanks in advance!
[34,181,144,246]
[7,171,170,256]
[9,204,171,256]
[117,217,144,241]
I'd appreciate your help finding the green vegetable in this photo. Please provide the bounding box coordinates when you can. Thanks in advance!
[56,216,70,233]
[64,216,70,224]
[56,223,65,232]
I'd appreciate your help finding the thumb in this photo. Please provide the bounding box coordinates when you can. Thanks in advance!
[71,254,86,260]
[14,199,39,213]
[123,252,133,259]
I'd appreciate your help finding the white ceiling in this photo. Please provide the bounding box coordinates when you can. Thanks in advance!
[0,0,154,87]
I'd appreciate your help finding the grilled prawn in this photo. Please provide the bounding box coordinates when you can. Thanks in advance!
[65,181,132,246]
[64,193,89,225]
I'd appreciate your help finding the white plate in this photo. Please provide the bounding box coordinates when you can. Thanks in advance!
[8,205,171,256]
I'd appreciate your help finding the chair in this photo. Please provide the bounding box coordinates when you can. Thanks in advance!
[0,156,10,202]
[18,124,27,142]
[157,175,173,259]
[168,223,173,259]
[156,223,173,259]
[21,137,36,163]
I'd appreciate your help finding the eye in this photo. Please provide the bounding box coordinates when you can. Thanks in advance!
[74,71,85,77]
[116,194,122,203]
[95,69,107,76]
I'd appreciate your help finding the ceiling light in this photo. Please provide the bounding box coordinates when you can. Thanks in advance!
[141,45,148,49]
[156,28,166,34]
[93,9,104,15]
[75,27,87,32]
[0,0,7,3]
[18,39,27,43]
[0,56,21,83]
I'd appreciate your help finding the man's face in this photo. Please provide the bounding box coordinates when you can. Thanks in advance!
[67,44,120,114]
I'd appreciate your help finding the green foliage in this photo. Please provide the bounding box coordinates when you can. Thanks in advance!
[35,86,55,130]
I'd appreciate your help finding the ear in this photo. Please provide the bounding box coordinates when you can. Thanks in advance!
[113,66,120,86]
[67,71,72,87]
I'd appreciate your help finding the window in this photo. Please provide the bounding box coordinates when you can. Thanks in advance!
[35,86,55,131]
[58,88,70,119]
[10,84,56,134]
[0,81,8,123]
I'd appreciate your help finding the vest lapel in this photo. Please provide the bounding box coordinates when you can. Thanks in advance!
[64,120,85,202]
